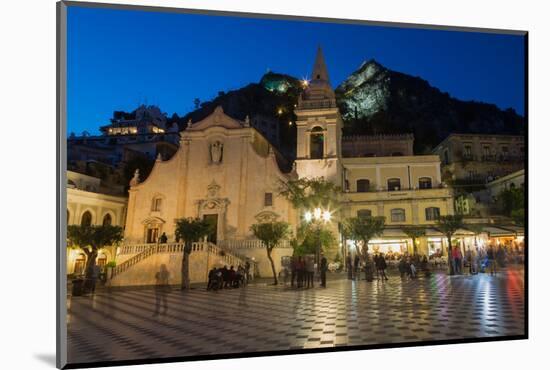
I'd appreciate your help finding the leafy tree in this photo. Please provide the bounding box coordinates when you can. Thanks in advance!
[279,177,340,211]
[404,227,426,255]
[511,209,525,227]
[67,225,123,278]
[342,216,385,261]
[175,218,213,291]
[293,223,336,257]
[437,215,464,275]
[250,221,291,285]
[497,187,524,216]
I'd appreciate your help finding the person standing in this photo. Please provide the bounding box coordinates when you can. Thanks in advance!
[353,254,360,280]
[159,232,168,244]
[487,245,497,275]
[320,253,328,288]
[345,255,353,280]
[153,264,170,316]
[452,246,460,275]
[306,256,315,288]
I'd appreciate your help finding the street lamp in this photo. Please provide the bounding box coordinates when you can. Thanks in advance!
[304,207,332,272]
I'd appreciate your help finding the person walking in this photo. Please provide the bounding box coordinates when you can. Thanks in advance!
[377,253,389,281]
[320,253,328,288]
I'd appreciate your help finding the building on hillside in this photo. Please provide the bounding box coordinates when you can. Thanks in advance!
[341,133,414,158]
[115,47,455,286]
[432,133,524,187]
[68,105,180,169]
[66,171,128,275]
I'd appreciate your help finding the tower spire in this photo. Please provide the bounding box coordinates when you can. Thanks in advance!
[311,45,330,84]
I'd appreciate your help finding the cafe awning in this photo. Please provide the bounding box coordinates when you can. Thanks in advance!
[480,226,517,238]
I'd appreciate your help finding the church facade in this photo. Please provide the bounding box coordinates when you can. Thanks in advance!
[118,48,454,281]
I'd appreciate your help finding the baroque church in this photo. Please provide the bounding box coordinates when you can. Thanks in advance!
[115,48,454,284]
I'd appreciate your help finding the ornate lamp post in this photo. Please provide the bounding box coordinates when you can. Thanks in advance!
[304,207,332,272]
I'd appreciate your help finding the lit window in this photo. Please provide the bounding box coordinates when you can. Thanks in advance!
[391,208,406,222]
[418,177,432,189]
[387,178,401,191]
[425,207,440,221]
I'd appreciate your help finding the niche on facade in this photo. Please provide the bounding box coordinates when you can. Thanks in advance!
[209,140,224,164]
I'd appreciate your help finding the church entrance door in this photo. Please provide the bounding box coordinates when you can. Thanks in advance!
[203,214,218,244]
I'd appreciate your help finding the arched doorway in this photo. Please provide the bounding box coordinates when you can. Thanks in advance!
[96,253,107,268]
[81,211,92,226]
[102,213,112,226]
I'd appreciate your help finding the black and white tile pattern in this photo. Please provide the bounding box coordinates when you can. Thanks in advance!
[67,269,525,365]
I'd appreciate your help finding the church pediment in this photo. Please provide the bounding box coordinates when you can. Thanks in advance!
[186,106,244,131]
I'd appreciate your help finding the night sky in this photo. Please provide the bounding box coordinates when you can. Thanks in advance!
[67,5,525,135]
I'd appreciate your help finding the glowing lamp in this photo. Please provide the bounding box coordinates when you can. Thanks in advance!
[313,208,322,220]
[322,210,331,222]
[304,211,313,223]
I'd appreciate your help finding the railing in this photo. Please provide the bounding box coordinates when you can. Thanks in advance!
[111,241,250,280]
[218,239,291,250]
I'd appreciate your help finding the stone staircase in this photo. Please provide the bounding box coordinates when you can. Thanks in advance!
[111,241,251,283]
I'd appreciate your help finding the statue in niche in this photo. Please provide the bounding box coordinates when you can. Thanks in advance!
[210,141,223,164]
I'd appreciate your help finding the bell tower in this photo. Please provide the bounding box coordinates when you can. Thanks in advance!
[294,46,343,186]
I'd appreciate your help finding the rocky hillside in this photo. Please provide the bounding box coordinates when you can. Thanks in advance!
[156,61,524,156]
[335,60,524,153]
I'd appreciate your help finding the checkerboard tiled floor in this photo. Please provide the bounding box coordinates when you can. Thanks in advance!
[66,268,525,365]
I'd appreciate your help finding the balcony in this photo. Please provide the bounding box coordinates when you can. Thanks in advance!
[343,187,452,203]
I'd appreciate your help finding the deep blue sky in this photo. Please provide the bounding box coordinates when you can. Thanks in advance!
[67,6,525,135]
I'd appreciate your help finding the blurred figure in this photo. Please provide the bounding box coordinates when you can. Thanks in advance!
[320,253,328,287]
[305,256,315,288]
[346,255,353,280]
[487,246,497,275]
[153,264,170,317]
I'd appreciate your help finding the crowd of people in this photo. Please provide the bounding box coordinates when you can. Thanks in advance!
[206,262,251,291]
[279,254,329,288]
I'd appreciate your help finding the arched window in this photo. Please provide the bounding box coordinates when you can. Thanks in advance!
[391,208,406,222]
[102,213,112,226]
[74,253,86,275]
[356,179,370,192]
[419,177,432,189]
[96,253,107,268]
[425,207,440,221]
[357,209,372,219]
[81,211,92,226]
[151,197,162,212]
[387,178,401,191]
[310,126,324,159]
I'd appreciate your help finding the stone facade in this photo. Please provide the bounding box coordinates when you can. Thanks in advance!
[114,48,456,284]
[66,171,128,274]
[432,133,524,185]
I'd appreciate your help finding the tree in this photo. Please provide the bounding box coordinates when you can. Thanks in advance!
[67,225,124,278]
[497,187,524,216]
[342,216,385,261]
[511,208,525,226]
[404,227,426,255]
[279,177,340,211]
[175,218,213,291]
[293,223,336,256]
[250,221,291,285]
[437,215,464,275]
